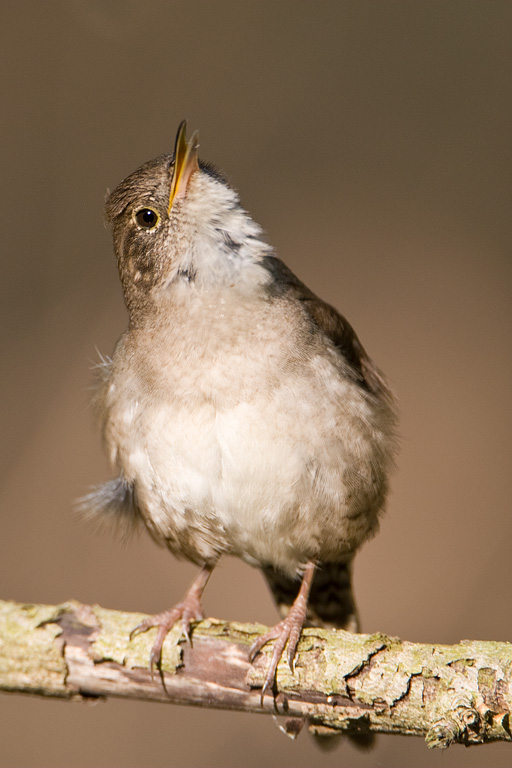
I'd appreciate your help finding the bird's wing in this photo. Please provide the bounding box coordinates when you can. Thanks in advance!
[262,256,390,398]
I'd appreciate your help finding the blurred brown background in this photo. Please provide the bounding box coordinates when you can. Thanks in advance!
[1,1,511,766]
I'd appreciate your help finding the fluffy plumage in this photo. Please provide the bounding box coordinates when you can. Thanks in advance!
[87,123,398,709]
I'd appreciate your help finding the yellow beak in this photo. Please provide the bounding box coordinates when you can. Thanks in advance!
[168,121,199,214]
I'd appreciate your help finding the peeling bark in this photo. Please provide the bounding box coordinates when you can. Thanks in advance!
[0,599,511,749]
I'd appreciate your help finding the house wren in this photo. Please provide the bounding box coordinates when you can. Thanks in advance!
[86,121,397,700]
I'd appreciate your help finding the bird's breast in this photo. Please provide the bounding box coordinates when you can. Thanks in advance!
[100,290,389,574]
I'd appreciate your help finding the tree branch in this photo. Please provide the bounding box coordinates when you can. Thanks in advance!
[1,599,511,749]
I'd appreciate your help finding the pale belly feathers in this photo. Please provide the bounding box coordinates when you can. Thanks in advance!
[100,289,389,575]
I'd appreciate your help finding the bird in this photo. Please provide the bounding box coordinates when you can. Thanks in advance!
[85,121,398,703]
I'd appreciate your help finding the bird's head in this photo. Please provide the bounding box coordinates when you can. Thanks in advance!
[105,122,271,319]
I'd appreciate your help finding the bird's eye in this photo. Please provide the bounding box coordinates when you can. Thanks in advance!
[134,208,160,229]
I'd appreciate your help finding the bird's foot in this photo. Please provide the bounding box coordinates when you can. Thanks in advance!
[129,564,214,679]
[249,597,308,703]
[130,593,204,677]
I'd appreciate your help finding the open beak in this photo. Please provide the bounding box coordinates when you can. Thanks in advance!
[168,121,199,214]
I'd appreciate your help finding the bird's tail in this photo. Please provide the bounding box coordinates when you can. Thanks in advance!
[262,560,359,632]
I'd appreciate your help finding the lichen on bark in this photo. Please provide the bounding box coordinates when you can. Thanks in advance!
[0,598,511,749]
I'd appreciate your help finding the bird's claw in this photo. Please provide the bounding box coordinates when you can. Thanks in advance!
[249,611,305,705]
[129,597,204,681]
[129,617,155,641]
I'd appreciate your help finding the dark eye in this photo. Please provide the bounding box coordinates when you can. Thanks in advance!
[135,208,160,229]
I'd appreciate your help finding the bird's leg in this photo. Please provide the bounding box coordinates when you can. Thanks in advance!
[130,563,214,676]
[249,561,316,701]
